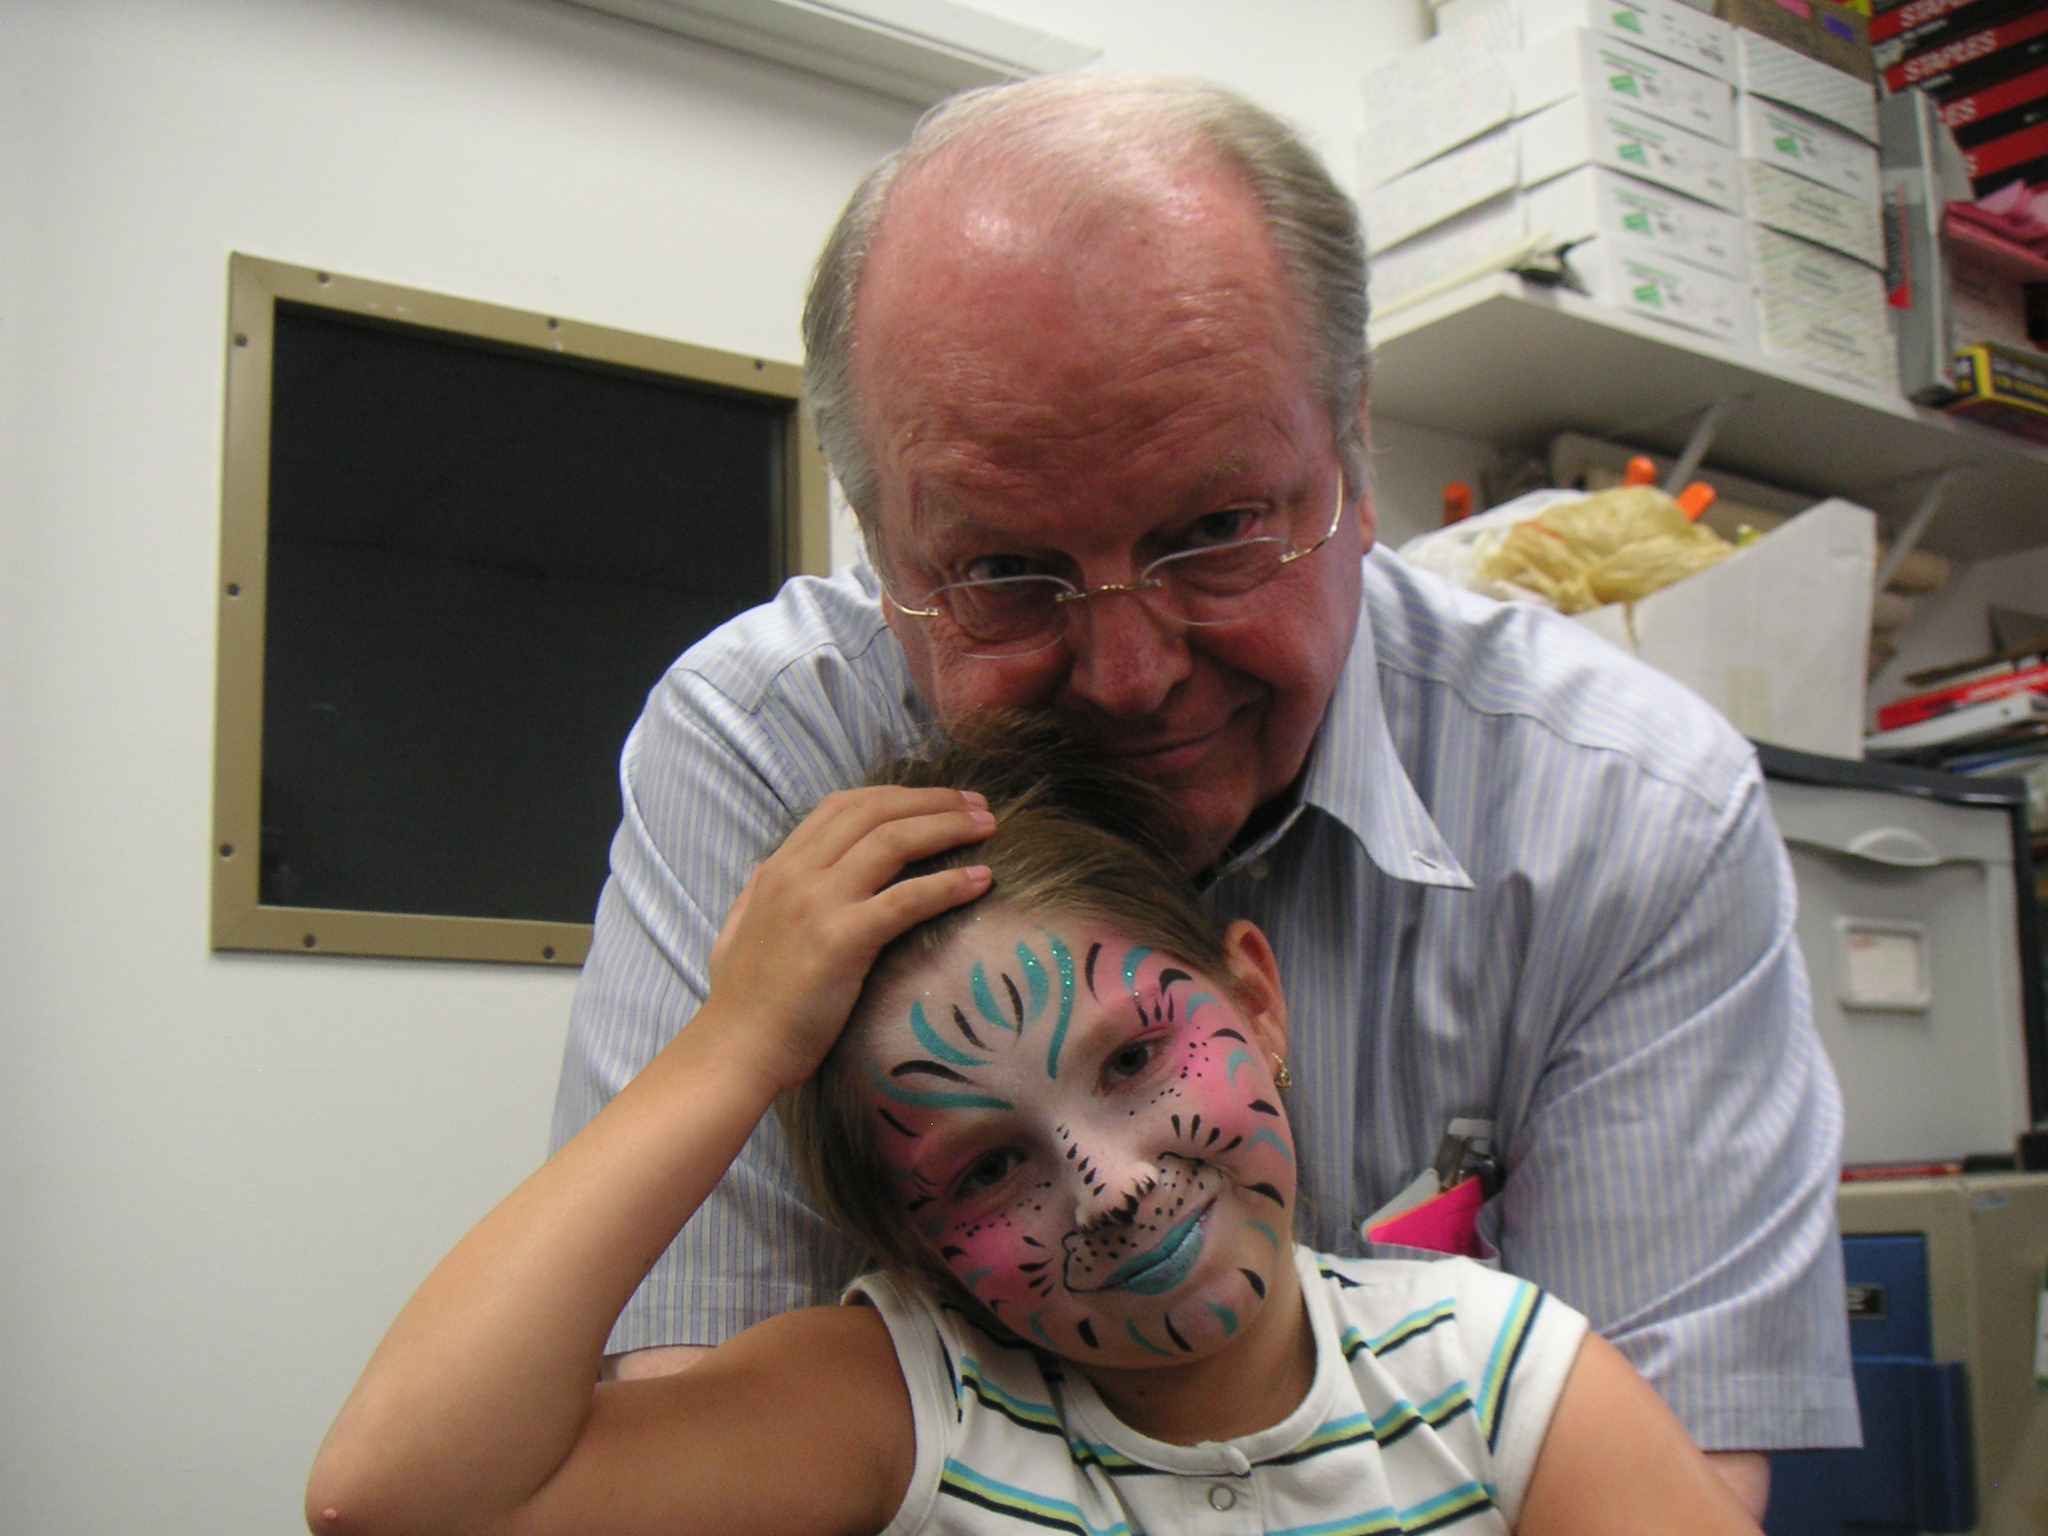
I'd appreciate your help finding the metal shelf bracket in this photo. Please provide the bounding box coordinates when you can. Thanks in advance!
[1659,395,1746,498]
[1875,467,1966,592]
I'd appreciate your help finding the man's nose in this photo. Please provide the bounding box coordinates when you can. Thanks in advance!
[1058,591,1192,718]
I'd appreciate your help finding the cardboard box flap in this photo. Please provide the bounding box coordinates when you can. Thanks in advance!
[1571,498,1877,756]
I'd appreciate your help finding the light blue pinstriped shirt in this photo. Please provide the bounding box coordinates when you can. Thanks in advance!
[552,546,1859,1452]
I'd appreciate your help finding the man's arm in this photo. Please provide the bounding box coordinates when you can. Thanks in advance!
[1492,758,1857,1461]
[553,587,913,1358]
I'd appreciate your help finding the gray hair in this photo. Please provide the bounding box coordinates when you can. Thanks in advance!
[800,74,1371,540]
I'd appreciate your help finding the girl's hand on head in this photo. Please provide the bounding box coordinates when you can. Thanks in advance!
[705,786,996,1092]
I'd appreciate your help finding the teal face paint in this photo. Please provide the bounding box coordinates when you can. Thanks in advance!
[910,1000,986,1069]
[1248,1128,1293,1164]
[866,1060,1013,1113]
[1042,935,1075,1081]
[1017,941,1049,1023]
[971,960,1016,1034]
[861,909,1299,1377]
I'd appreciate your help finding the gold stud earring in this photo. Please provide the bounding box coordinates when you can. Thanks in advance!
[1272,1054,1293,1091]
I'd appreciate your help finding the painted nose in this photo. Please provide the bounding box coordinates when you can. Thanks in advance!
[1058,590,1193,719]
[1070,1144,1163,1230]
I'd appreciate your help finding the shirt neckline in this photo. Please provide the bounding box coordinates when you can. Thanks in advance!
[1050,1246,1346,1477]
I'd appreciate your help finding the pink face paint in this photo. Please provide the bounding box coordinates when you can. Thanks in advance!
[857,907,1296,1369]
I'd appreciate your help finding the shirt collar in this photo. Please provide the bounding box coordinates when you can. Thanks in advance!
[1211,560,1472,892]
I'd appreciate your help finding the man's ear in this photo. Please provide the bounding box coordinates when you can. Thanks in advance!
[1220,919,1289,1061]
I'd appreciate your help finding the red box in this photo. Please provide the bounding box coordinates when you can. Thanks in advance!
[1883,7,2048,94]
[1939,62,2048,132]
[1873,0,2036,53]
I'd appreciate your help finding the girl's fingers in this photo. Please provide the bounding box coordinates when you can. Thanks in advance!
[778,786,989,868]
[833,802,996,891]
[853,864,994,945]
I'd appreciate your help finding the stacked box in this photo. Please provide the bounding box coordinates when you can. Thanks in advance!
[1358,32,1519,189]
[1744,160,1885,266]
[1739,93,1882,198]
[1524,163,1749,274]
[1748,223,1899,389]
[1715,7,1894,393]
[1718,0,1877,82]
[1440,0,1737,78]
[1508,27,1738,141]
[1737,94,1894,387]
[1944,341,2048,441]
[1737,27,1880,141]
[1364,15,1752,336]
[1877,0,2048,201]
[1524,94,1744,205]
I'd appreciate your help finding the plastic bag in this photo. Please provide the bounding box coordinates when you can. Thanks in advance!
[1401,486,1733,614]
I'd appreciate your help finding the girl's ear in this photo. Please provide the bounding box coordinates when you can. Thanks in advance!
[1220,919,1289,1062]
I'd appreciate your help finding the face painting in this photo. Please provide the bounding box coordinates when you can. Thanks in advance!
[859,907,1296,1370]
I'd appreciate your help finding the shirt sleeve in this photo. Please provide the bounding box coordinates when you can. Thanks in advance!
[1485,759,1858,1452]
[1422,1261,1586,1527]
[549,583,910,1354]
[844,1274,952,1536]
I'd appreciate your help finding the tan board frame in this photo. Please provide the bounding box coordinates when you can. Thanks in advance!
[211,253,830,967]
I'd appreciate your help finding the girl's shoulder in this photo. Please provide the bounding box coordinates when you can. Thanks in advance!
[1306,1250,1588,1392]
[845,1272,1093,1534]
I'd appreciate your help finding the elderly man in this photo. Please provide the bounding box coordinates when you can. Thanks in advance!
[553,75,1856,1511]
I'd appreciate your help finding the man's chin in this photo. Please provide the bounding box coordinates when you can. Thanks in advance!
[1156,788,1254,876]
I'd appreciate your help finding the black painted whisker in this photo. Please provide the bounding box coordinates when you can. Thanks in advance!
[1163,1312,1192,1353]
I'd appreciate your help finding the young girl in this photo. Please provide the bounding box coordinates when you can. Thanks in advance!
[308,727,1763,1536]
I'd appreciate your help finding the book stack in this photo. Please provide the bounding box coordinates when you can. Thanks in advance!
[1867,652,2048,846]
[1876,0,2048,212]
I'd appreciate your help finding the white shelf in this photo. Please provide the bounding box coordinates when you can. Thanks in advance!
[1371,274,2048,563]
[561,0,1099,107]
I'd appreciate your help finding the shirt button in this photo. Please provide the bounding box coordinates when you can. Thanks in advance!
[1208,1485,1237,1511]
[1248,860,1271,881]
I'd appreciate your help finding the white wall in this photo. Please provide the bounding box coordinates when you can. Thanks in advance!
[3,2,1437,1530]
[1872,545,2048,711]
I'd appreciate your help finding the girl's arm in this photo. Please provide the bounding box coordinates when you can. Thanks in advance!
[1518,1333,1765,1536]
[305,787,995,1536]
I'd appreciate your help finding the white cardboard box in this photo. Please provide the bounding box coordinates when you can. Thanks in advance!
[1572,497,1876,758]
[1738,94,1879,204]
[1520,94,1742,210]
[1523,0,1734,78]
[1747,224,1899,394]
[1566,233,1755,346]
[1735,28,1879,144]
[1523,163,1747,277]
[1743,160,1885,268]
[1372,194,1531,309]
[1438,0,1734,80]
[1508,27,1736,144]
[1366,127,1520,254]
[1359,33,1517,187]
